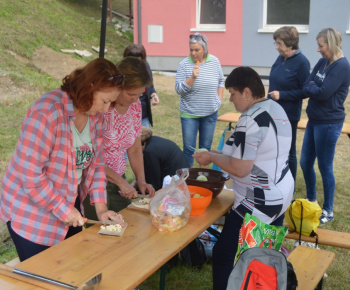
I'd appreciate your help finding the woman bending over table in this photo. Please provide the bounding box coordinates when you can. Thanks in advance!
[84,57,155,218]
[0,58,124,261]
[193,67,294,290]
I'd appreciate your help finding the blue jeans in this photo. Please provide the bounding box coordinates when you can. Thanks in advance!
[141,117,151,129]
[289,120,298,181]
[181,111,218,166]
[212,210,284,290]
[300,121,343,212]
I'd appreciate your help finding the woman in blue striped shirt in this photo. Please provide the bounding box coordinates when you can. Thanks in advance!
[175,33,225,166]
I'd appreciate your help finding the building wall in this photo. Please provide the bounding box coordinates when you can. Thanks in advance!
[134,0,350,76]
[134,0,243,73]
[242,0,350,75]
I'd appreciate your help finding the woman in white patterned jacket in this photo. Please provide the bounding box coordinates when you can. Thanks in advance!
[194,67,294,290]
[175,32,225,166]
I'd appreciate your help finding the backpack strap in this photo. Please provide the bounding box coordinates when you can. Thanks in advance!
[288,199,297,234]
[206,226,221,240]
[297,201,304,245]
[310,230,319,247]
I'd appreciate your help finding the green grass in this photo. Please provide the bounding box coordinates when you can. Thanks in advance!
[1,1,350,289]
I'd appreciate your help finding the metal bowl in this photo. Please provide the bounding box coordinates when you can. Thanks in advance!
[176,168,229,198]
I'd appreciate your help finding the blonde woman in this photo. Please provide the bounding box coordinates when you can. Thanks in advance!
[301,28,350,224]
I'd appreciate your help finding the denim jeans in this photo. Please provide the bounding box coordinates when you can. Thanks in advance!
[141,117,151,129]
[289,120,298,181]
[300,121,343,212]
[212,210,284,290]
[181,111,218,166]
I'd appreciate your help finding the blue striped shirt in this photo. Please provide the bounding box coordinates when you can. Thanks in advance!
[175,54,225,116]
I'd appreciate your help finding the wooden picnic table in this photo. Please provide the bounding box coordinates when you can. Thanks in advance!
[1,188,235,290]
[217,112,350,138]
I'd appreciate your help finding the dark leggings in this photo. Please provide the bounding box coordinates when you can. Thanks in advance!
[7,196,82,262]
[212,210,284,290]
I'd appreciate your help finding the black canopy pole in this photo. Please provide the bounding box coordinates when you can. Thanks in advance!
[99,0,108,58]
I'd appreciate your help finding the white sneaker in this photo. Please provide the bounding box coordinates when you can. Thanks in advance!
[320,212,334,224]
[319,209,328,221]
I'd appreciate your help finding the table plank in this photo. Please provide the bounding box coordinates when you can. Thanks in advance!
[217,112,350,135]
[287,246,335,290]
[14,189,234,290]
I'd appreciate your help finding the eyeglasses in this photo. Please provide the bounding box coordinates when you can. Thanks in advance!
[274,41,284,47]
[190,34,207,44]
[107,75,125,86]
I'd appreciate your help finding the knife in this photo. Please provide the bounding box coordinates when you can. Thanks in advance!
[83,218,121,225]
[13,267,102,289]
[137,194,151,199]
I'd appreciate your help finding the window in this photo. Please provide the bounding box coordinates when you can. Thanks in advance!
[260,0,310,33]
[195,0,226,31]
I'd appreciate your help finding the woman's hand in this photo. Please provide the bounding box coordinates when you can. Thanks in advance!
[95,202,125,225]
[269,91,280,101]
[119,180,138,199]
[151,94,159,106]
[192,63,200,79]
[137,180,156,197]
[193,151,212,166]
[63,207,85,227]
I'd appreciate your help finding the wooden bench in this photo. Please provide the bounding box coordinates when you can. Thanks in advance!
[217,112,350,138]
[287,245,335,290]
[284,225,350,249]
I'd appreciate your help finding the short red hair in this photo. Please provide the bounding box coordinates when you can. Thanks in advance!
[61,58,121,112]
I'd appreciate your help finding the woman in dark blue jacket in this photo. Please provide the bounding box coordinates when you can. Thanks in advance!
[269,26,310,181]
[301,27,350,224]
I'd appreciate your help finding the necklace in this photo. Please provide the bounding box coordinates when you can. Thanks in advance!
[323,60,333,72]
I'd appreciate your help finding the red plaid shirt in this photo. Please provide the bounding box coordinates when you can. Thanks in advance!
[0,89,107,246]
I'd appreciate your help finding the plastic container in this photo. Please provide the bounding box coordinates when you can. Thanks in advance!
[176,168,229,198]
[188,185,213,216]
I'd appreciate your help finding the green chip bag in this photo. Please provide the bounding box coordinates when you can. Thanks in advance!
[235,213,288,263]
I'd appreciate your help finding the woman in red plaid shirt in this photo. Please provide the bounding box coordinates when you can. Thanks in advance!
[0,58,125,261]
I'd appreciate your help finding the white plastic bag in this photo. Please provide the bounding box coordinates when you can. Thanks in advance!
[150,171,191,232]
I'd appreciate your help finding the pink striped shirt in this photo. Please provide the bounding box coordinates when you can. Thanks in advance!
[0,89,107,246]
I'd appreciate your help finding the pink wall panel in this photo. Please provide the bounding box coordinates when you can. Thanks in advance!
[133,0,243,66]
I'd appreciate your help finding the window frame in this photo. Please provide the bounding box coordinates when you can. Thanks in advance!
[258,0,309,33]
[191,0,226,32]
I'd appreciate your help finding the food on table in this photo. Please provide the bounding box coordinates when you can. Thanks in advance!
[196,175,208,181]
[151,192,191,232]
[139,197,151,204]
[98,222,128,237]
[100,224,123,232]
[197,148,208,152]
[151,214,189,232]
[132,196,151,210]
[193,193,204,198]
